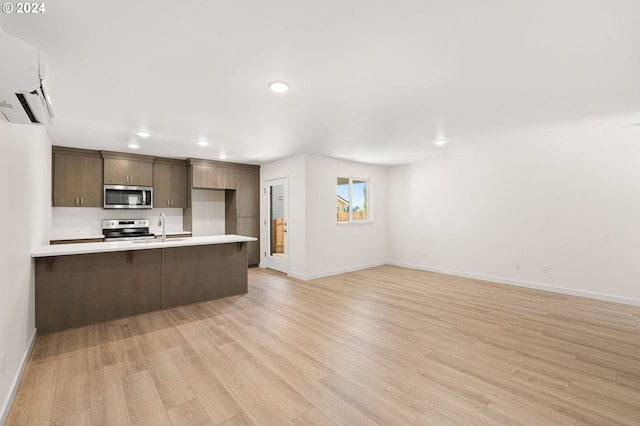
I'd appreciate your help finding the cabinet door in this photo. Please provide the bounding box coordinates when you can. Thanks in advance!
[236,169,259,217]
[103,158,130,184]
[153,163,172,207]
[53,154,81,206]
[191,164,213,188]
[171,164,187,208]
[191,164,210,188]
[129,160,153,186]
[154,163,187,208]
[192,165,237,189]
[237,217,259,266]
[79,156,103,207]
[216,167,237,189]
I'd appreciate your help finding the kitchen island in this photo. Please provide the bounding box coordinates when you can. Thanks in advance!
[32,235,257,334]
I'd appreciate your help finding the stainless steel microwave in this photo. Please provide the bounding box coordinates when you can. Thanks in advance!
[103,185,153,209]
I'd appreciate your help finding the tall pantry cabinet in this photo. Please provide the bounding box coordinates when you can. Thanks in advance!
[184,159,260,266]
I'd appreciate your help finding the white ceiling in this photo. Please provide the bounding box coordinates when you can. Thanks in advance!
[1,0,639,165]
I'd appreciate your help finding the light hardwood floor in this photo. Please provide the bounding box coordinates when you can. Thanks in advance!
[6,265,640,425]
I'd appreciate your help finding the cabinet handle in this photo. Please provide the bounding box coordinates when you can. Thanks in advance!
[75,197,79,205]
[171,200,174,206]
[130,175,133,183]
[126,175,129,183]
[81,197,84,205]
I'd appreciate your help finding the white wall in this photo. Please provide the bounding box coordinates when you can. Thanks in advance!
[304,155,387,278]
[51,207,185,238]
[190,189,225,236]
[0,122,51,423]
[388,136,640,304]
[260,155,387,280]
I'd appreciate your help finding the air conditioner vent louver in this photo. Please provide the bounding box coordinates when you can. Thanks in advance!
[15,93,39,123]
[0,32,54,126]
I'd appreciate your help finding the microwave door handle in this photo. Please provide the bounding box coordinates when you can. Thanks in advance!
[142,190,146,206]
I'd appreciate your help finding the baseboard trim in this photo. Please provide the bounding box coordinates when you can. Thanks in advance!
[0,328,37,426]
[289,261,387,281]
[388,261,640,307]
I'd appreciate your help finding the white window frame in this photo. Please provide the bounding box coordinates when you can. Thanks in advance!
[336,176,371,224]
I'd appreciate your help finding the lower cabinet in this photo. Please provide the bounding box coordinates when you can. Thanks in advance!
[35,243,248,334]
[163,243,247,308]
[36,250,162,334]
[237,217,259,266]
[167,233,192,239]
[50,238,105,244]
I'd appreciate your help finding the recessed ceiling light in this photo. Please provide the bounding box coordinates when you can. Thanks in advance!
[136,130,151,138]
[217,153,227,160]
[127,142,140,149]
[434,139,447,146]
[196,140,209,147]
[268,80,290,93]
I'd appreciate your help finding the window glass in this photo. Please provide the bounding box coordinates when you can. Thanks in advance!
[352,179,367,221]
[336,177,369,222]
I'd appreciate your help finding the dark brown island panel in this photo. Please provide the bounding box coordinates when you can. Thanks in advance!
[35,242,248,334]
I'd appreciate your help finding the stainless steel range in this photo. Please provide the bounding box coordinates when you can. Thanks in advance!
[102,219,155,241]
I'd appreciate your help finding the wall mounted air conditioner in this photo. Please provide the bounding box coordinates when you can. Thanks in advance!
[0,32,54,125]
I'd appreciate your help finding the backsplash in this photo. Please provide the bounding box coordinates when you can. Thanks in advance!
[51,207,185,239]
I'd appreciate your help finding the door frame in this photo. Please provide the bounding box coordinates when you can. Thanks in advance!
[262,176,289,274]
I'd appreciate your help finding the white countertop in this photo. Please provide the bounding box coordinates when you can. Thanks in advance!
[33,235,256,257]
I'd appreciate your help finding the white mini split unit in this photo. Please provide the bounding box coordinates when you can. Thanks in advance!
[0,32,54,125]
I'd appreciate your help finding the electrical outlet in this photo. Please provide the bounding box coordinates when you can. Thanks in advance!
[515,262,521,269]
[1,353,5,375]
[544,265,550,273]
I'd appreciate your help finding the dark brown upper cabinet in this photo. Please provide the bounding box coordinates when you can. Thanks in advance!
[190,160,237,190]
[52,147,103,207]
[153,159,187,208]
[102,152,154,186]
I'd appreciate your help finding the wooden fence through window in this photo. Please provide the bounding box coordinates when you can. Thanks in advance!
[337,211,366,222]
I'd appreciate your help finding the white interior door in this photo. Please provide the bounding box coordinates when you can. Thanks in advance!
[264,177,289,273]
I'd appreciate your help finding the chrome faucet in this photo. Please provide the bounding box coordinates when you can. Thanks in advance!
[159,212,167,242]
